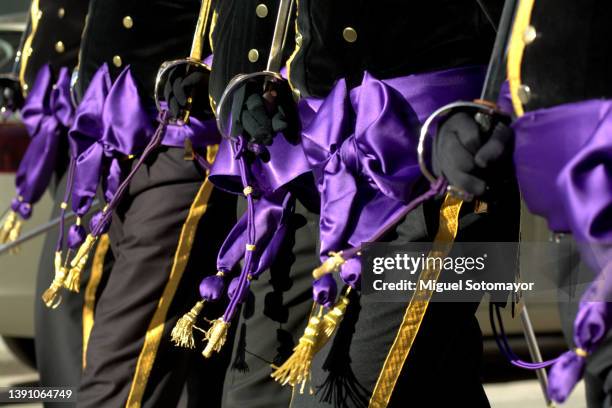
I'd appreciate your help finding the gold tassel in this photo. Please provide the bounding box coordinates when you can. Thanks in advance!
[320,290,351,340]
[270,306,325,394]
[202,318,230,358]
[65,234,97,292]
[63,264,81,293]
[41,252,67,309]
[0,211,17,244]
[171,300,205,349]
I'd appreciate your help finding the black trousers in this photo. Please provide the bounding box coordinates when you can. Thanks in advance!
[556,235,612,408]
[77,147,236,407]
[291,191,519,408]
[34,164,114,408]
[221,200,320,408]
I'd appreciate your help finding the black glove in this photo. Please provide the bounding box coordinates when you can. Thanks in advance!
[0,76,24,113]
[230,79,298,148]
[162,65,210,120]
[433,112,514,197]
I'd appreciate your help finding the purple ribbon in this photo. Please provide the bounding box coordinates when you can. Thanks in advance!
[12,65,74,219]
[513,100,612,240]
[301,67,485,287]
[69,65,220,219]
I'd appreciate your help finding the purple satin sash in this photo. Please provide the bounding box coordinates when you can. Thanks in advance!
[514,100,612,239]
[12,65,74,219]
[69,64,220,218]
[510,99,612,403]
[301,67,485,264]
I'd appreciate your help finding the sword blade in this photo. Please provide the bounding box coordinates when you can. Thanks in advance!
[189,0,213,62]
[266,0,295,73]
[520,305,554,407]
[0,200,100,256]
[480,0,519,102]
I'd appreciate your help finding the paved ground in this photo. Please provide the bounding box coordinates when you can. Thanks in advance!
[0,339,587,407]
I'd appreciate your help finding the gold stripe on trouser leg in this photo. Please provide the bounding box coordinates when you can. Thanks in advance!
[507,0,536,117]
[125,178,215,408]
[82,233,111,369]
[369,194,463,408]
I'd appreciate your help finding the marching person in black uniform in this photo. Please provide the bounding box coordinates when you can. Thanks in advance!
[206,2,320,407]
[170,1,519,407]
[62,0,236,406]
[0,1,115,405]
[432,0,612,407]
[284,2,518,407]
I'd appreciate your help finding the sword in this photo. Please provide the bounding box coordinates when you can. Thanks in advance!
[153,0,214,124]
[0,200,101,256]
[215,0,295,140]
[418,0,553,405]
[418,0,518,201]
[520,305,554,407]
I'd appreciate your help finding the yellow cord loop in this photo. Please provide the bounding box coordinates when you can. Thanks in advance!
[312,251,345,280]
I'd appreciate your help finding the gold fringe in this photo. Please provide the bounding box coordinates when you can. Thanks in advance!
[202,318,230,358]
[63,265,81,293]
[66,234,97,291]
[171,300,205,349]
[320,291,350,339]
[270,306,324,394]
[0,211,17,244]
[41,251,67,308]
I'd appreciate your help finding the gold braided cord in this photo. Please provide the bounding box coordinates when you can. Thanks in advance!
[82,234,110,369]
[369,194,463,407]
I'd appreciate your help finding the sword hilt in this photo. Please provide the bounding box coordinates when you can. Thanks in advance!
[153,0,213,123]
[417,100,510,202]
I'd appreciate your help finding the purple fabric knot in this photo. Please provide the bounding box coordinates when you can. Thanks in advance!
[313,274,338,308]
[88,210,109,234]
[13,65,75,217]
[199,275,226,302]
[340,257,361,289]
[10,198,32,219]
[301,68,485,258]
[67,224,87,249]
[228,277,249,304]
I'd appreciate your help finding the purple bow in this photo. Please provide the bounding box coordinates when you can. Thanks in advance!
[301,68,485,260]
[68,64,114,216]
[13,65,74,219]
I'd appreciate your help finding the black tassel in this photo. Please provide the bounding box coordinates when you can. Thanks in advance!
[232,323,249,372]
[316,291,368,408]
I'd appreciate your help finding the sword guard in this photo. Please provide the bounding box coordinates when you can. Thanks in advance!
[417,100,511,199]
[215,71,286,141]
[153,58,211,124]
